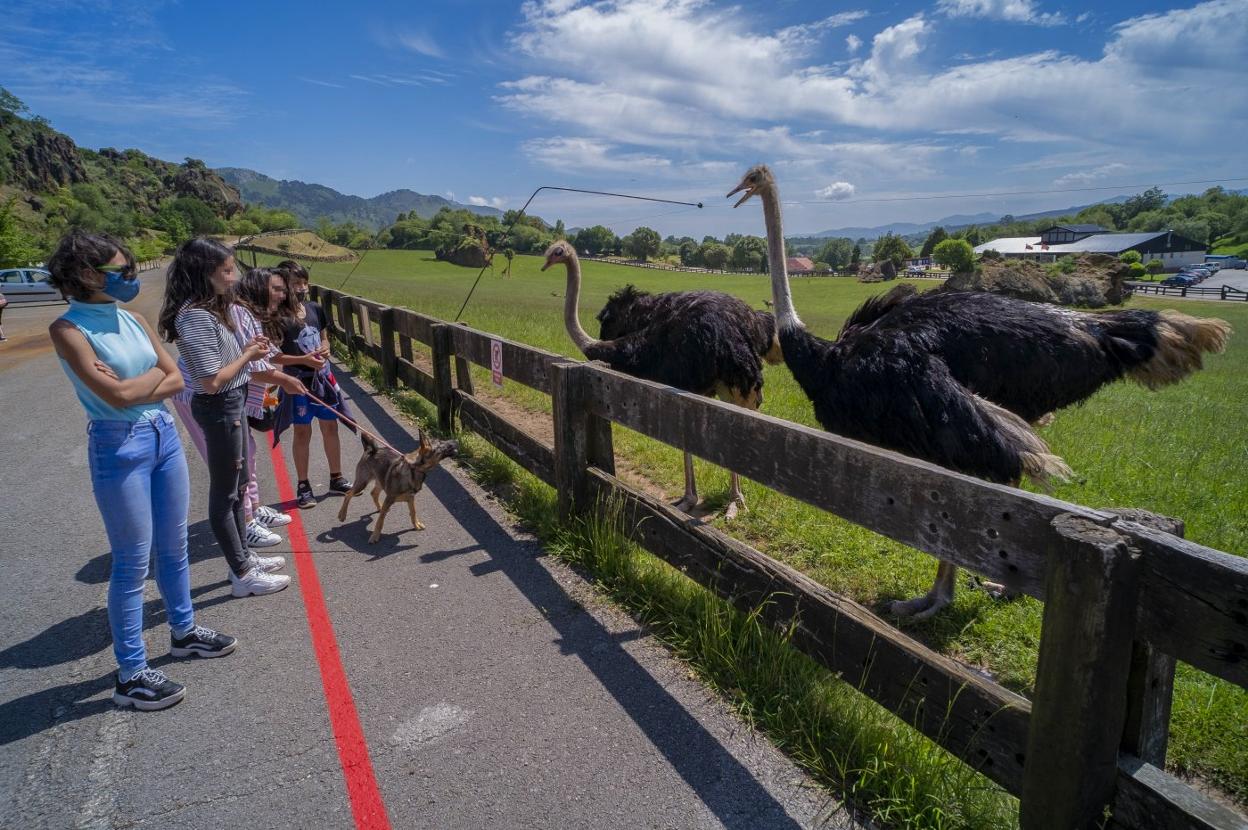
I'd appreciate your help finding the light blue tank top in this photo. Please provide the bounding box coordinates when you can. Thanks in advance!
[58,300,167,423]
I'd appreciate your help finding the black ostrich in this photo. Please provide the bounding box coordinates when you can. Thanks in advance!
[542,242,783,518]
[730,164,1231,619]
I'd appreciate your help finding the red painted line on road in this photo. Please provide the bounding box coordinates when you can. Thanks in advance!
[269,444,392,830]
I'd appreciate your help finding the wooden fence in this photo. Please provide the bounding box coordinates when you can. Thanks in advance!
[311,283,1248,830]
[1127,280,1248,301]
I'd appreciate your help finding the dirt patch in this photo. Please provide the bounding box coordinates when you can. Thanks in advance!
[945,253,1129,307]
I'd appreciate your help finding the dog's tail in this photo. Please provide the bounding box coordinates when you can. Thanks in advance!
[360,430,381,456]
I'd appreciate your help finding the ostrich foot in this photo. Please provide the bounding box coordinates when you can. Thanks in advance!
[722,497,747,522]
[889,590,952,621]
[672,495,698,513]
[978,580,1018,601]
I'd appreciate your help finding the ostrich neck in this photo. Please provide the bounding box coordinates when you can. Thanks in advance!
[562,257,599,355]
[761,186,802,330]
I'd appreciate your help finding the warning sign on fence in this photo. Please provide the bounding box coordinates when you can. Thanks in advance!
[491,339,504,387]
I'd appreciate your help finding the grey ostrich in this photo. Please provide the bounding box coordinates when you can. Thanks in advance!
[730,164,1230,618]
[542,241,783,519]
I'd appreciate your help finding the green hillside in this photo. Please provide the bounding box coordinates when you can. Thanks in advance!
[217,166,503,230]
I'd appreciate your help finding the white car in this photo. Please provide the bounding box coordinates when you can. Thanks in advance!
[0,268,64,304]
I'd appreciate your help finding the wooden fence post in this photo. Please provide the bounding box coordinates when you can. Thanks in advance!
[453,323,474,397]
[338,296,356,356]
[552,362,615,522]
[1020,514,1143,830]
[430,323,455,432]
[379,307,398,389]
[1108,509,1183,767]
[320,289,336,338]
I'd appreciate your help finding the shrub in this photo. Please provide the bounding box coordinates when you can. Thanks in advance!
[1127,261,1147,278]
[932,238,975,273]
[1145,259,1165,275]
[1119,250,1142,265]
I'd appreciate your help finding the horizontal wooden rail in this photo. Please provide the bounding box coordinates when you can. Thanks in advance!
[457,391,556,486]
[587,467,1032,793]
[450,324,565,394]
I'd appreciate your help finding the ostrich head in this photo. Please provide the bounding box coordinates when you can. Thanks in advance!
[726,165,776,208]
[541,240,575,271]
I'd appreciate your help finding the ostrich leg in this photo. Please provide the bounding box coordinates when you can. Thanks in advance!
[889,560,957,620]
[673,451,699,512]
[724,471,746,521]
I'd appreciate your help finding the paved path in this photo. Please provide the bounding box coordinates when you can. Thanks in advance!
[0,268,848,829]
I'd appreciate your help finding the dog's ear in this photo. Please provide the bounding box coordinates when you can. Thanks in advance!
[418,429,432,456]
[361,431,379,455]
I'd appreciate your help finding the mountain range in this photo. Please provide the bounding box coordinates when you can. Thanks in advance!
[216,167,502,230]
[801,197,1134,241]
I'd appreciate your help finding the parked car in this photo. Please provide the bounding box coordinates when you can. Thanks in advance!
[0,268,64,304]
[1161,274,1196,286]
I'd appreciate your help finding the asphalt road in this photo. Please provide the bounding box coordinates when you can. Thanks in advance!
[0,267,850,829]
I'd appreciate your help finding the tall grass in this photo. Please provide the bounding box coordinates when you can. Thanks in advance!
[316,249,1248,807]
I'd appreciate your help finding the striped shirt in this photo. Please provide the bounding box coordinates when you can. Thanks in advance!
[175,304,250,396]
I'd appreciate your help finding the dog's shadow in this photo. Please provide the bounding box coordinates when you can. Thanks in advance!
[316,513,421,560]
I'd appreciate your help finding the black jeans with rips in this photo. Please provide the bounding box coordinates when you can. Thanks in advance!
[191,386,251,576]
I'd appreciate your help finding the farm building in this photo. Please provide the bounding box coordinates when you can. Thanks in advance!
[786,256,816,274]
[974,226,1206,271]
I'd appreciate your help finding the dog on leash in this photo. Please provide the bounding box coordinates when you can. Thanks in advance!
[338,430,459,543]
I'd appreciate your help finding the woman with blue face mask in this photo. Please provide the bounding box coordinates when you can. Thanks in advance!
[47,231,237,711]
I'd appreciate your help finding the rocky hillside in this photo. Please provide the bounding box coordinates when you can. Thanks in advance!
[944,253,1129,307]
[0,91,242,252]
[217,167,501,230]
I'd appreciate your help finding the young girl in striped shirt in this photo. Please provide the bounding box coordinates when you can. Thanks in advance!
[158,238,290,598]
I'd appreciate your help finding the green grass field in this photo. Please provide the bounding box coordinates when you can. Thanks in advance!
[266,248,1248,816]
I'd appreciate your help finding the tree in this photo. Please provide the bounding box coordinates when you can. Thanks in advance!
[932,238,975,273]
[678,239,699,266]
[872,232,913,268]
[1145,258,1165,275]
[729,235,766,271]
[816,237,855,269]
[0,197,40,267]
[0,87,29,116]
[919,226,948,258]
[699,242,730,269]
[623,226,661,261]
[574,225,618,256]
[1118,250,1142,265]
[851,244,861,268]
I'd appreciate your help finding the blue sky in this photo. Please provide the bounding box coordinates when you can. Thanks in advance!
[2,0,1245,236]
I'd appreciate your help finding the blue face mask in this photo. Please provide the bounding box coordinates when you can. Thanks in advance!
[100,269,140,303]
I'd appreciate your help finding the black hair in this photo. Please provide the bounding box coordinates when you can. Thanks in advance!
[275,259,309,281]
[46,230,135,302]
[158,237,235,342]
[236,267,287,340]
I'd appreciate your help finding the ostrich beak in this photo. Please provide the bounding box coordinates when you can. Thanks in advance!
[540,258,554,272]
[726,179,756,208]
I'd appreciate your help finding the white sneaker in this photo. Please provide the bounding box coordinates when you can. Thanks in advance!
[255,505,292,528]
[246,520,281,548]
[230,567,290,597]
[249,553,286,573]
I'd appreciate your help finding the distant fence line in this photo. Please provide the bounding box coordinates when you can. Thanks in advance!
[580,255,949,280]
[312,282,1248,830]
[1127,280,1248,301]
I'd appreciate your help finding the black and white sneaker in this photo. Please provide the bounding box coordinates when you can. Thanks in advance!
[170,625,238,659]
[296,480,316,509]
[328,474,353,494]
[113,668,186,711]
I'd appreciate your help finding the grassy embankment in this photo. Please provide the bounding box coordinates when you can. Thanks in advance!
[268,248,1246,825]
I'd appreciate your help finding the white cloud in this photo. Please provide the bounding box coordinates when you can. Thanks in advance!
[501,0,1248,194]
[816,181,856,200]
[937,0,1065,26]
[395,28,445,59]
[468,195,507,208]
[845,34,862,53]
[298,77,345,89]
[1053,163,1128,188]
[778,10,868,49]
[522,136,673,173]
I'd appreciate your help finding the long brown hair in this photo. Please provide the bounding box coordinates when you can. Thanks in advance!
[158,237,235,342]
[235,267,283,340]
[271,261,309,337]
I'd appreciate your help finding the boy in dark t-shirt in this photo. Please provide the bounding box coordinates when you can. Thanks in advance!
[271,262,352,508]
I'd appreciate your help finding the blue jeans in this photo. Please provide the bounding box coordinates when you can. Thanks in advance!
[88,411,194,676]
